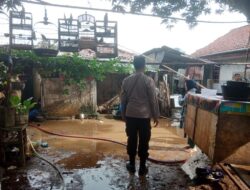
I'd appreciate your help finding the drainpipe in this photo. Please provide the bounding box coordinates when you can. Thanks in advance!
[245,31,250,80]
[244,65,247,80]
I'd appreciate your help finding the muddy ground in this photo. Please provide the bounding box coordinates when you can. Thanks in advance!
[0,115,241,190]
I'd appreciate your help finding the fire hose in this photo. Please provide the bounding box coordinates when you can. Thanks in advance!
[27,123,189,189]
[29,123,188,164]
[27,135,66,190]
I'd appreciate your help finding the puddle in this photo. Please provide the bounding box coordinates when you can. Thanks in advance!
[61,157,189,190]
[27,169,51,189]
[57,152,104,169]
[2,117,193,189]
[1,159,62,190]
[1,116,243,190]
[28,117,189,164]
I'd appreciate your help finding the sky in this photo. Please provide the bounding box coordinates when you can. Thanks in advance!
[0,0,247,55]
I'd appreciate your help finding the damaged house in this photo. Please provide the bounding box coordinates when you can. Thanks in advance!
[192,25,250,92]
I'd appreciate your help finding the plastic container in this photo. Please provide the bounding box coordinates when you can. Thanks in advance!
[201,88,217,96]
[221,85,250,101]
[226,81,249,88]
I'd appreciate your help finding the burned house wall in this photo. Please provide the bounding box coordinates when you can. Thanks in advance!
[40,78,97,118]
[97,73,127,105]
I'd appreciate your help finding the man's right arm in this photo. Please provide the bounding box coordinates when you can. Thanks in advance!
[147,78,160,127]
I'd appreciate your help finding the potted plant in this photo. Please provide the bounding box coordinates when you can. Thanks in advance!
[0,61,16,127]
[10,96,36,125]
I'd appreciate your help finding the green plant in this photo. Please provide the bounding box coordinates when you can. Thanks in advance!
[0,61,8,91]
[4,50,133,91]
[112,0,250,27]
[0,0,22,10]
[10,96,36,114]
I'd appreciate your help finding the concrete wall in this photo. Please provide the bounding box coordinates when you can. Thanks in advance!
[41,78,97,117]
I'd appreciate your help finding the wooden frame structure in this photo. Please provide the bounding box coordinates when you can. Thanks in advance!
[58,18,79,52]
[78,13,96,51]
[95,14,118,58]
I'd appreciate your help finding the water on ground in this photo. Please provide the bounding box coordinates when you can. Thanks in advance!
[1,115,194,190]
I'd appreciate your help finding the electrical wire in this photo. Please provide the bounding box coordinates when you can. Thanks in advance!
[20,0,248,24]
[27,135,66,190]
[0,13,210,84]
[0,20,204,84]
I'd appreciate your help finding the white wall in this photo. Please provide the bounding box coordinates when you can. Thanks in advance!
[212,64,247,93]
[219,65,246,82]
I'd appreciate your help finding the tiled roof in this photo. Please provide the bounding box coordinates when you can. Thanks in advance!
[79,48,134,62]
[192,25,250,57]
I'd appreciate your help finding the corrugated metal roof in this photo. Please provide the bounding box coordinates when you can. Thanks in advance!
[144,46,214,65]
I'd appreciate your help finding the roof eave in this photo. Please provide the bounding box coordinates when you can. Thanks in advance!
[197,48,250,58]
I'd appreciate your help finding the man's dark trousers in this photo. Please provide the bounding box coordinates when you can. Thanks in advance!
[125,117,151,166]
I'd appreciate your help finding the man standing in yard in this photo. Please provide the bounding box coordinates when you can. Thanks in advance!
[120,55,160,176]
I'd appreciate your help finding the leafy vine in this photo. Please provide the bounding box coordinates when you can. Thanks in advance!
[0,50,133,90]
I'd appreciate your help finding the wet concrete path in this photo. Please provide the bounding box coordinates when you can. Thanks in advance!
[2,116,192,190]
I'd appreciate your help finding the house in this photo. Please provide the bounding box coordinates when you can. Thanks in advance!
[79,48,134,63]
[192,25,250,92]
[142,46,215,114]
[143,46,214,94]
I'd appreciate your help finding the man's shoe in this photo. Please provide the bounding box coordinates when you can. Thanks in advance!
[138,167,148,176]
[126,162,136,173]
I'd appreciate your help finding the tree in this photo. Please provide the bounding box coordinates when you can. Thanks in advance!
[112,0,250,26]
[0,0,21,10]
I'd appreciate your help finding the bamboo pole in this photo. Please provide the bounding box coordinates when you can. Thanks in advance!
[161,65,207,89]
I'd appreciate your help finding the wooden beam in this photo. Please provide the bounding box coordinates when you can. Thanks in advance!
[161,65,207,89]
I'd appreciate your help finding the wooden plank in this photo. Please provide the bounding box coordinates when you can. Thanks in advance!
[184,105,197,140]
[185,100,250,165]
[219,164,249,190]
[194,108,218,161]
[230,164,250,188]
[214,114,250,165]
